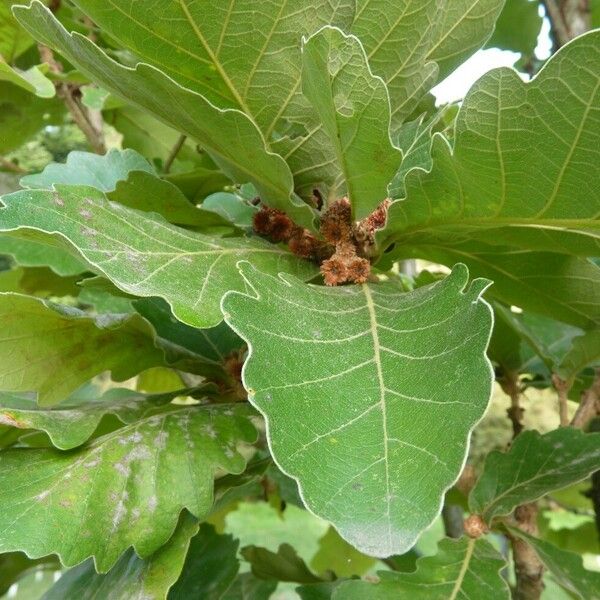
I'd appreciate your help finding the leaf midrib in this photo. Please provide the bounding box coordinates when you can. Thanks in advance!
[363,284,393,550]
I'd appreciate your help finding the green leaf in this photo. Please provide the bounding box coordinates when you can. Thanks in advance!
[0,293,164,405]
[202,192,258,229]
[507,527,600,600]
[0,234,87,276]
[222,574,278,600]
[41,512,200,600]
[70,0,353,133]
[557,330,600,382]
[134,297,243,381]
[0,404,256,572]
[389,114,438,199]
[469,428,600,523]
[104,107,215,173]
[0,0,34,61]
[489,304,583,377]
[223,264,493,556]
[14,1,317,230]
[168,524,239,599]
[0,552,58,597]
[486,0,542,57]
[310,526,376,577]
[21,148,154,190]
[390,243,600,329]
[241,544,322,584]
[351,0,504,126]
[108,171,232,229]
[282,0,503,188]
[19,145,226,231]
[0,61,55,97]
[380,31,600,258]
[0,82,64,153]
[333,537,510,599]
[301,27,401,219]
[0,386,210,450]
[0,185,316,328]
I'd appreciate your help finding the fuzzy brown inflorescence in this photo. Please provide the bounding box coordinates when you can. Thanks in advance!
[252,197,391,286]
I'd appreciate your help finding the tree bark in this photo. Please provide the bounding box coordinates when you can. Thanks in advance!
[512,504,545,599]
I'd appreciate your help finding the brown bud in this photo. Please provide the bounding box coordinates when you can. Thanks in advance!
[463,514,488,539]
[321,255,349,286]
[347,256,370,284]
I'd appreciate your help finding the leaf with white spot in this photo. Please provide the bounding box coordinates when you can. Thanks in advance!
[0,404,256,572]
[41,512,199,600]
[0,186,316,329]
[223,263,493,557]
[0,293,164,406]
[301,27,401,219]
[506,527,600,600]
[334,537,509,599]
[0,386,212,450]
[469,428,600,524]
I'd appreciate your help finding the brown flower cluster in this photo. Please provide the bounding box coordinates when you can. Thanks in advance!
[253,206,324,260]
[253,197,391,287]
[319,198,391,286]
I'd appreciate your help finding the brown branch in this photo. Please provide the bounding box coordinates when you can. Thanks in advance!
[543,0,591,49]
[552,374,572,427]
[571,368,600,429]
[510,503,545,600]
[500,370,524,437]
[0,156,26,174]
[38,44,106,155]
[163,134,187,173]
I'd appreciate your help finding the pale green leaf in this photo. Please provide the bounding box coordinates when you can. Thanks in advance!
[223,264,493,556]
[0,386,210,450]
[380,31,600,258]
[333,537,510,599]
[301,27,401,219]
[0,185,316,328]
[507,527,600,600]
[41,512,200,600]
[0,61,54,97]
[0,404,256,571]
[0,293,164,406]
[168,524,239,599]
[21,148,154,190]
[469,428,600,523]
[14,2,317,229]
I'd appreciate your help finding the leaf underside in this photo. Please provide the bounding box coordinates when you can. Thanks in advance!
[223,263,493,557]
